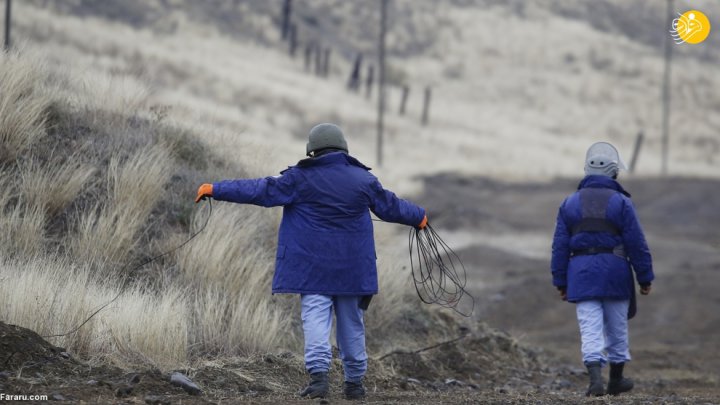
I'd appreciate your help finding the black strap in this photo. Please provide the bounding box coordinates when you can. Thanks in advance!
[571,247,615,257]
[571,218,620,236]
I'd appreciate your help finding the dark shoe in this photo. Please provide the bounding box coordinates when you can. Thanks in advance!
[585,361,605,397]
[607,362,634,395]
[343,380,366,400]
[299,372,328,399]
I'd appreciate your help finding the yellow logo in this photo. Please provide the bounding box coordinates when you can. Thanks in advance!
[670,10,711,44]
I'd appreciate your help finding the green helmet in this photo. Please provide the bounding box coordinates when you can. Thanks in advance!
[306,123,348,156]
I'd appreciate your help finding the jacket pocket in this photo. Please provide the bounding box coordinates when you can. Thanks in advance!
[276,244,286,259]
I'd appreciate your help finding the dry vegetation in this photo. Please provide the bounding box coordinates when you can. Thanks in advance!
[0,46,432,372]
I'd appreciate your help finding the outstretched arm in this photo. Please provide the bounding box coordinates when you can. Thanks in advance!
[369,179,426,227]
[196,172,297,207]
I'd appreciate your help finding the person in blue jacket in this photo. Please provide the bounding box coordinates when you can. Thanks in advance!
[551,142,654,397]
[195,123,427,400]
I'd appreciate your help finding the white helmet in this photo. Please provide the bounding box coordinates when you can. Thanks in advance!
[584,142,627,178]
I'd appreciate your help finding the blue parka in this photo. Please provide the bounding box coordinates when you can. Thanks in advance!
[551,175,654,302]
[212,152,425,296]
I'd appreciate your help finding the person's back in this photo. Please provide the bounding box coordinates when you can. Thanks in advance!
[551,142,654,397]
[195,123,427,400]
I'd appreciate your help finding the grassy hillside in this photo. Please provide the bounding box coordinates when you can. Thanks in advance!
[0,48,451,371]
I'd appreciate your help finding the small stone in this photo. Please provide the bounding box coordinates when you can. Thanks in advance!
[86,380,98,385]
[170,372,202,395]
[51,393,66,401]
[59,352,71,359]
[406,377,421,385]
[445,378,464,386]
[115,385,134,398]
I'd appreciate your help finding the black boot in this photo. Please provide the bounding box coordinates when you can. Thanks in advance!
[585,361,605,396]
[607,362,634,395]
[343,380,366,400]
[299,372,329,399]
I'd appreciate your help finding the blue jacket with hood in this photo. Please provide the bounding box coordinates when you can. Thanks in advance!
[551,175,654,302]
[211,152,425,296]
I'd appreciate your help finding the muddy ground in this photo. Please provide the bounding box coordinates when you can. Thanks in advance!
[1,175,719,404]
[418,174,720,403]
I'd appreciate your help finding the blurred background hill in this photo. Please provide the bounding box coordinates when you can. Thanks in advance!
[16,0,720,184]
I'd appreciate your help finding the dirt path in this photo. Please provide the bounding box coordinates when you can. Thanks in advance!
[416,174,720,402]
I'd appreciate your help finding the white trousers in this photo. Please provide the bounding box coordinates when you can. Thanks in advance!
[576,299,631,365]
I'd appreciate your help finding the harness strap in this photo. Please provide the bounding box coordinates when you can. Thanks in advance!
[571,218,620,236]
[571,247,615,257]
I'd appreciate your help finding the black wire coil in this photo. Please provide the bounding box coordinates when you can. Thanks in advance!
[408,223,475,317]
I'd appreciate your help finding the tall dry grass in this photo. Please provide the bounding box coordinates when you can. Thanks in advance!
[0,17,439,371]
[0,51,52,163]
[0,257,188,369]
[71,146,172,266]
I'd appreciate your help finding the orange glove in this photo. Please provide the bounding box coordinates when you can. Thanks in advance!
[417,214,428,230]
[195,183,213,203]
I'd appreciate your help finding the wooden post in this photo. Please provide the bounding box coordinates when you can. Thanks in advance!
[661,0,673,175]
[314,43,322,76]
[304,44,313,72]
[322,48,331,77]
[288,24,298,58]
[281,0,292,40]
[347,54,362,91]
[399,85,409,115]
[421,86,432,125]
[629,131,645,173]
[377,0,387,167]
[365,65,374,99]
[4,0,10,51]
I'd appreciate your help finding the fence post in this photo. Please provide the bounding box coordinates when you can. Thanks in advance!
[288,24,298,57]
[304,44,313,72]
[347,53,362,91]
[281,0,292,40]
[399,86,409,115]
[628,131,645,173]
[314,43,323,76]
[365,65,374,99]
[322,48,331,77]
[4,0,11,51]
[421,86,432,125]
[376,0,388,166]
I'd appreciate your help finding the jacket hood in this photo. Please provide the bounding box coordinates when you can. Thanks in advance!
[291,151,371,171]
[578,175,631,197]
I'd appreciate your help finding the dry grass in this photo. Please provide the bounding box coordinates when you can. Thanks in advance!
[17,156,95,218]
[0,257,189,370]
[70,146,172,267]
[0,50,52,164]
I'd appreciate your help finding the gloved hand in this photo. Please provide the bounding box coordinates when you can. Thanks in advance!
[195,183,213,203]
[640,283,651,295]
[417,214,428,230]
[557,286,567,301]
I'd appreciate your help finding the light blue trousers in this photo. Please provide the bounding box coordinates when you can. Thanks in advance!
[576,299,631,365]
[301,294,367,383]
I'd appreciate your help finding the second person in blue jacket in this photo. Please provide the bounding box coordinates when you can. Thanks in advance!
[551,142,654,397]
[195,123,427,400]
